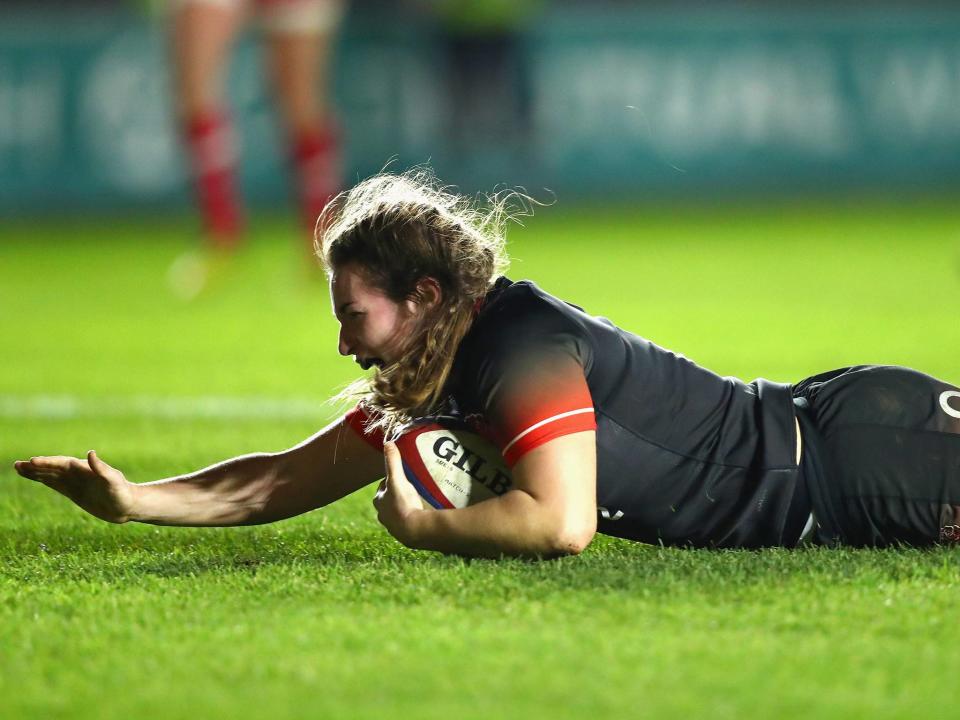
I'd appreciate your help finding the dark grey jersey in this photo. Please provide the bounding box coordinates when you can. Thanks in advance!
[447,277,807,548]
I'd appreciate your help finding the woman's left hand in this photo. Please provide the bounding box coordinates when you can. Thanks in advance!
[373,441,426,547]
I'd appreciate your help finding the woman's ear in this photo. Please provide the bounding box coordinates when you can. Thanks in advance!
[411,277,442,311]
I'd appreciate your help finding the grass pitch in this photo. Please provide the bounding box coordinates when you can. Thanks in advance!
[1,200,959,719]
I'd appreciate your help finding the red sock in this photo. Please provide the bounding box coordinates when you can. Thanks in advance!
[184,111,244,249]
[291,122,341,237]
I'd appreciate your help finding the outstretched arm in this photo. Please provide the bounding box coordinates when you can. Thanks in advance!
[13,415,385,527]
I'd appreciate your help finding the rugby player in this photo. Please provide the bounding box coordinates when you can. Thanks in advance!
[14,172,960,557]
[168,0,345,295]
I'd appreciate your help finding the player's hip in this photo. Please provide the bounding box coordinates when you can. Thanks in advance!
[793,365,960,547]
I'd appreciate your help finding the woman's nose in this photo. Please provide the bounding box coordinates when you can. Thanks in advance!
[338,328,351,356]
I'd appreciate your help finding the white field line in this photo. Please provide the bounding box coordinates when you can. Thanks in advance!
[0,395,331,421]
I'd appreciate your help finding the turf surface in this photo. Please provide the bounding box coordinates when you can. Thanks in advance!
[2,201,959,719]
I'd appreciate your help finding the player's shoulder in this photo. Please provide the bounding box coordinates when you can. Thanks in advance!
[476,277,588,330]
[457,277,594,373]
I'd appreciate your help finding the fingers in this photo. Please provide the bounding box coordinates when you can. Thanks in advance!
[13,459,57,480]
[383,441,404,482]
[13,455,92,482]
[375,443,402,510]
[13,460,39,480]
[11,460,73,497]
[87,450,110,477]
[20,455,85,472]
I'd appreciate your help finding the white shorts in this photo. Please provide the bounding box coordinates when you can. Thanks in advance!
[171,0,345,34]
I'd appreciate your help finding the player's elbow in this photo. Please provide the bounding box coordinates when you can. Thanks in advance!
[546,516,596,556]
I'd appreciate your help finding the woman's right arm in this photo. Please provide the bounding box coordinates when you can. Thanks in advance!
[12,415,385,527]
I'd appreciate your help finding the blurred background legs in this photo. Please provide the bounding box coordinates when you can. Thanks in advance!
[171,0,248,249]
[166,0,344,296]
[263,0,345,266]
[167,0,247,299]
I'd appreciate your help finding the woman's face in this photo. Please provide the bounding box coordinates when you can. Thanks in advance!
[329,263,421,370]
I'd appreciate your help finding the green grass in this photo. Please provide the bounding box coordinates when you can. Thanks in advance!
[1,200,959,719]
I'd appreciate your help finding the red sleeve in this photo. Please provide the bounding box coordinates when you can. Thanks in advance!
[491,356,596,467]
[343,404,385,452]
[473,313,597,469]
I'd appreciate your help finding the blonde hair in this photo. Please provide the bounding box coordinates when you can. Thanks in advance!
[317,168,521,435]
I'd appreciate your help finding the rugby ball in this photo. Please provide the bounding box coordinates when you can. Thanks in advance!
[395,416,513,509]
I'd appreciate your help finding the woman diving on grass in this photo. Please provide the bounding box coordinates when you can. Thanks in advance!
[14,170,960,556]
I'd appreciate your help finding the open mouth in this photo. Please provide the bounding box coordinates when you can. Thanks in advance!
[357,357,385,370]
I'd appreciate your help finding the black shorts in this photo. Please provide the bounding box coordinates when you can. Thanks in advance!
[793,365,960,547]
